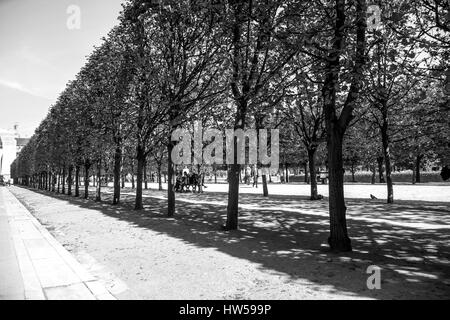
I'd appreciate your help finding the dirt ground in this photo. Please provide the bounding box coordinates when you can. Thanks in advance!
[8,183,450,300]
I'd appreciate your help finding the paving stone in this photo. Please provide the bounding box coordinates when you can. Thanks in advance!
[32,258,83,288]
[0,188,116,300]
[44,283,96,300]
[23,238,61,260]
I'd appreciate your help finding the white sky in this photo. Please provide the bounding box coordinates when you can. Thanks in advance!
[0,0,126,136]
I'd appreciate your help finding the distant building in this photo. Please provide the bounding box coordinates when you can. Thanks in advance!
[0,126,30,181]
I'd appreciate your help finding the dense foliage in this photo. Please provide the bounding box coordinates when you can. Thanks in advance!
[11,0,449,252]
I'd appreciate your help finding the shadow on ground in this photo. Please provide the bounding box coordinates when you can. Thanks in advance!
[11,186,450,299]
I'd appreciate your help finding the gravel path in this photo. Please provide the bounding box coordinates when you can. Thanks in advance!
[8,184,450,299]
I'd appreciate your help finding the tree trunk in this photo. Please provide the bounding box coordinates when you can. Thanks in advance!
[262,173,268,197]
[226,162,240,230]
[321,0,363,252]
[225,98,247,230]
[131,160,135,189]
[67,165,73,196]
[308,148,319,200]
[285,163,289,183]
[304,162,309,183]
[95,161,101,202]
[371,165,376,184]
[196,164,203,193]
[167,138,175,216]
[144,161,148,190]
[381,118,394,203]
[327,131,352,251]
[135,145,145,210]
[62,167,66,194]
[157,164,163,191]
[377,156,385,183]
[84,161,90,199]
[57,169,61,193]
[351,163,355,182]
[51,172,55,192]
[75,165,80,197]
[113,144,122,205]
[415,154,423,183]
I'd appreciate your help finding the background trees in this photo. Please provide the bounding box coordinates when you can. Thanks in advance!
[221,0,305,230]
[286,66,325,200]
[11,0,449,253]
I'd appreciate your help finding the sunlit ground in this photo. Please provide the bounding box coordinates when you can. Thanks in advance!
[9,182,450,299]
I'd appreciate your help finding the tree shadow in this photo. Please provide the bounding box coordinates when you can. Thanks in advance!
[13,186,450,299]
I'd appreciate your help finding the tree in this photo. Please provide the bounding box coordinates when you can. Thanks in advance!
[134,0,227,215]
[286,66,325,200]
[319,0,367,251]
[222,0,299,230]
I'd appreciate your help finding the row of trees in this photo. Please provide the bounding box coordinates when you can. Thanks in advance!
[11,0,449,252]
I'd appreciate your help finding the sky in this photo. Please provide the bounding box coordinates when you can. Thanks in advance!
[0,0,126,137]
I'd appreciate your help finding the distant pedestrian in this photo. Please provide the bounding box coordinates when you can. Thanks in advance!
[252,173,258,188]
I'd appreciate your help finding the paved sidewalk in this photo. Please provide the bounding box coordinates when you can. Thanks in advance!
[0,187,116,300]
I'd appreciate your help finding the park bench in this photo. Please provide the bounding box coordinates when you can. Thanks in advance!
[317,171,328,184]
